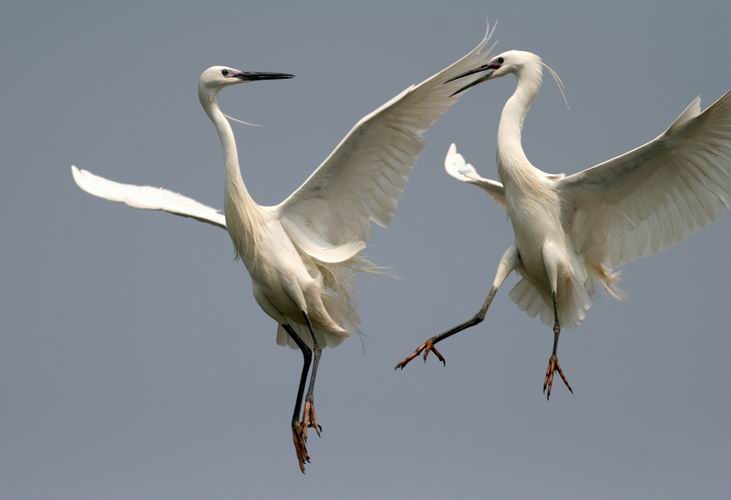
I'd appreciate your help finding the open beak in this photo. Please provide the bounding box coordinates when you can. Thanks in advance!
[446,64,497,97]
[234,71,295,81]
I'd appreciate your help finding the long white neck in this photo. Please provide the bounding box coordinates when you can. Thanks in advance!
[199,88,263,262]
[496,59,543,182]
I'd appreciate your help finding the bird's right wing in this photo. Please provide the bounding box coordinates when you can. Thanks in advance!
[444,143,505,208]
[275,24,498,258]
[558,90,731,268]
[71,166,226,229]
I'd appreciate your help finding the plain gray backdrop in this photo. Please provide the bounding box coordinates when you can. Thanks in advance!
[2,0,730,498]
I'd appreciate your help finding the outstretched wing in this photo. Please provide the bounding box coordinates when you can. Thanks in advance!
[559,90,731,268]
[71,166,226,229]
[444,143,505,208]
[275,24,498,256]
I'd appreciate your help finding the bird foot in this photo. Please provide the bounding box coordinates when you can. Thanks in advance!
[395,338,446,370]
[543,354,573,400]
[301,400,322,440]
[291,421,311,473]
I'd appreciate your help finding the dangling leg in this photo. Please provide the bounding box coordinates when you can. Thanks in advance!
[541,243,573,400]
[542,293,573,400]
[282,323,312,473]
[300,313,323,440]
[396,246,519,369]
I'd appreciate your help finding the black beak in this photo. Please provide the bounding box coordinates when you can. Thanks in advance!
[445,64,497,97]
[236,71,295,81]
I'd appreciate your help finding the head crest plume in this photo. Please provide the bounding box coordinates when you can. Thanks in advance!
[540,60,570,111]
[224,113,262,127]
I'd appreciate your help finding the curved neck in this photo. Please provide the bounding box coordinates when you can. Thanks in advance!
[199,90,257,208]
[497,62,543,172]
[199,88,263,262]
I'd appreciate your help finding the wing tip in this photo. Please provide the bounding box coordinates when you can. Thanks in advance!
[445,142,458,165]
[444,143,467,180]
[667,95,703,133]
[71,164,87,189]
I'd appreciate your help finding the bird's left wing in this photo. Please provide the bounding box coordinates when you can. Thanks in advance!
[71,166,227,229]
[275,25,498,256]
[558,90,731,268]
[444,143,505,207]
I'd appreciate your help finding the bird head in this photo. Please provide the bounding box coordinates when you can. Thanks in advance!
[197,66,294,95]
[446,51,543,96]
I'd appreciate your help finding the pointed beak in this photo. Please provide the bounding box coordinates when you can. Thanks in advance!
[446,64,497,97]
[234,71,295,81]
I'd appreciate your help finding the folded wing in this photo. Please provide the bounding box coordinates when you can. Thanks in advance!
[559,90,731,268]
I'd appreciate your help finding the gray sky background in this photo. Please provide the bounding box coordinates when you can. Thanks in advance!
[2,1,731,498]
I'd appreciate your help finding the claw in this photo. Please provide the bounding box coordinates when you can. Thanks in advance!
[301,400,323,440]
[395,338,446,370]
[421,341,446,365]
[543,354,573,400]
[291,421,311,473]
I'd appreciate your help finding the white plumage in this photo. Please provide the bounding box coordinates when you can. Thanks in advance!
[72,26,498,471]
[560,94,731,269]
[71,166,227,228]
[398,48,731,400]
[444,143,505,207]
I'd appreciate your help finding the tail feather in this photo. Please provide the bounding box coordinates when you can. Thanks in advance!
[276,322,348,350]
[509,275,591,329]
[275,254,370,349]
[509,262,622,329]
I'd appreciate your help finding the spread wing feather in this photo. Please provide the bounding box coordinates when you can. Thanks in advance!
[559,90,731,268]
[71,166,226,229]
[276,24,499,255]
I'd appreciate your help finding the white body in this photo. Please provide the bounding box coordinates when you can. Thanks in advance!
[446,50,731,327]
[72,26,499,349]
[494,63,592,327]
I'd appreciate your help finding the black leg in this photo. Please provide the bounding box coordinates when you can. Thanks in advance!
[283,323,312,473]
[395,245,519,371]
[552,291,561,355]
[543,292,573,400]
[395,286,497,369]
[301,313,323,438]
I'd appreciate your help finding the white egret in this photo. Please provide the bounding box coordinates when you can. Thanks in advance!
[396,49,731,400]
[72,27,497,471]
